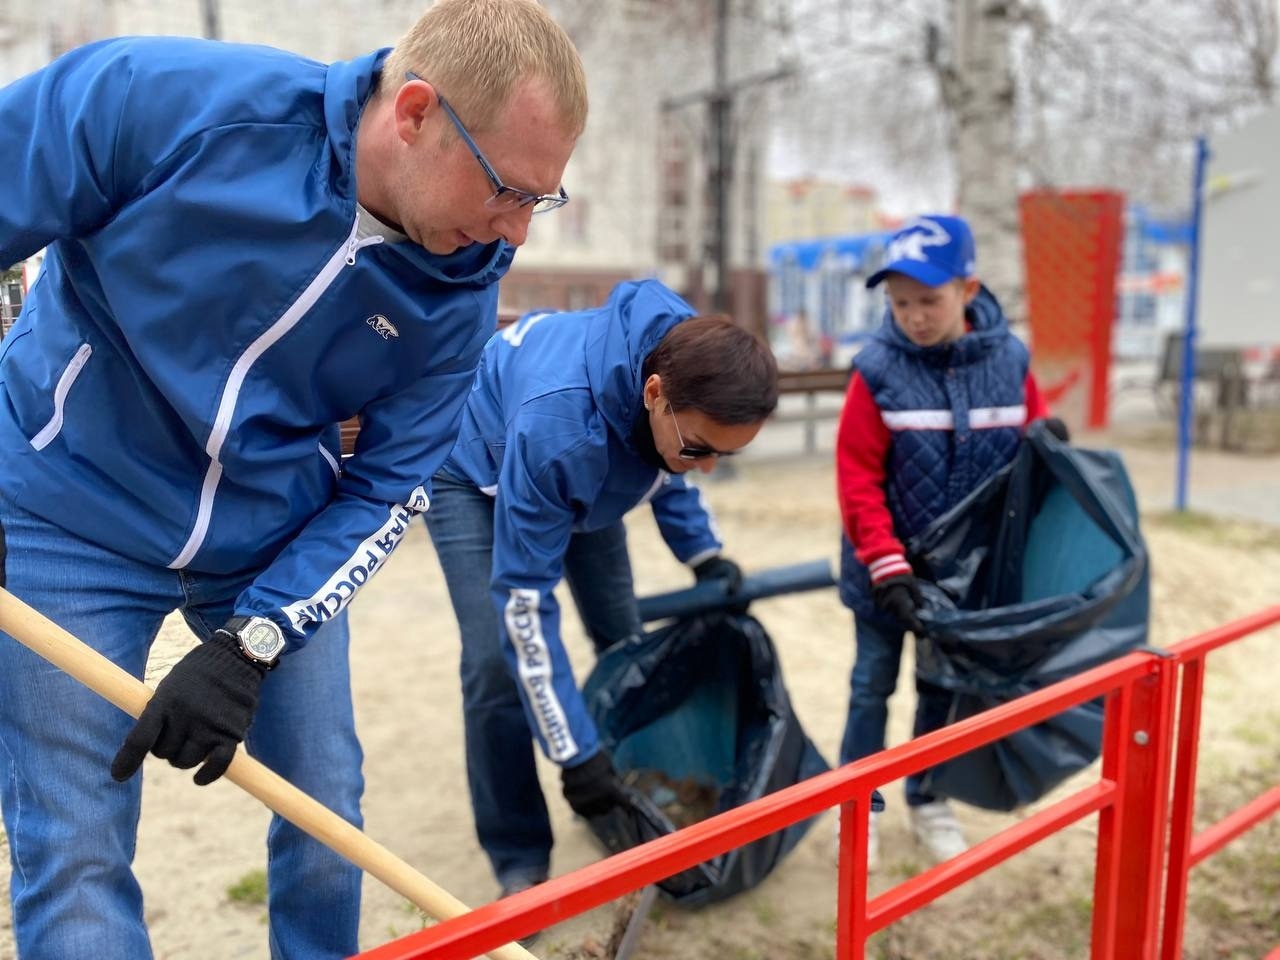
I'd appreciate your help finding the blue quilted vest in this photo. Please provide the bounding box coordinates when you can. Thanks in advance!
[838,286,1030,618]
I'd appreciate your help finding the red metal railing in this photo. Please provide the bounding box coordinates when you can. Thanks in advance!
[1159,607,1280,960]
[354,608,1280,960]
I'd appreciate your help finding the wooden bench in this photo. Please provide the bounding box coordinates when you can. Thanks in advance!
[1157,332,1250,450]
[769,369,851,454]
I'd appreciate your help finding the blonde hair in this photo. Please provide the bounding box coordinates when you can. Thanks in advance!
[381,0,588,137]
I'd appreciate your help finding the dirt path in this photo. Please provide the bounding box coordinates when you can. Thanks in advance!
[0,441,1277,959]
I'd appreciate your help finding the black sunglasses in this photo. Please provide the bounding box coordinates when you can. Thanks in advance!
[668,405,737,461]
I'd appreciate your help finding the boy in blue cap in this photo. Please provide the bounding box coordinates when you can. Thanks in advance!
[834,214,1060,867]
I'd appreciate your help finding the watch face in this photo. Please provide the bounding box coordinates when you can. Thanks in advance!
[242,619,284,661]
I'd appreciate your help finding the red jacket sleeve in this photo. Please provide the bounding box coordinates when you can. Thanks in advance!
[835,373,911,584]
[1024,372,1049,422]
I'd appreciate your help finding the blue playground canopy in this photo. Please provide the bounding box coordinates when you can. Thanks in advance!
[768,231,893,272]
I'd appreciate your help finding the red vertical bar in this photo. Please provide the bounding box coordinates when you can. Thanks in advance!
[1020,189,1124,432]
[1091,684,1133,959]
[835,796,871,959]
[1160,657,1206,960]
[1087,193,1124,429]
[1109,662,1177,957]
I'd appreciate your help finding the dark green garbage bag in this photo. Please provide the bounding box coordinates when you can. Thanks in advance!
[581,611,828,905]
[911,421,1150,811]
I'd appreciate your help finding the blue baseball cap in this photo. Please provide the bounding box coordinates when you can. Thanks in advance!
[866,215,976,289]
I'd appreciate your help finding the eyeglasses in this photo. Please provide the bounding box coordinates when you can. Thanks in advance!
[667,405,737,461]
[405,72,569,214]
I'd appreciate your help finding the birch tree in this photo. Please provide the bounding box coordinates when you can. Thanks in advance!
[937,0,1022,320]
[771,0,1279,319]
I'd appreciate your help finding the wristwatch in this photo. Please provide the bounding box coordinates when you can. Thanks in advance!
[220,615,286,669]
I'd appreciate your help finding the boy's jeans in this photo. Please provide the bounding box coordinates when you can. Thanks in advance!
[839,616,953,807]
[0,493,364,960]
[425,473,642,889]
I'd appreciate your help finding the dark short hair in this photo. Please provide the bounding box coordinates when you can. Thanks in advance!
[643,315,778,425]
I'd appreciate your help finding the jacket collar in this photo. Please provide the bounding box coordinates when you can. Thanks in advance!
[874,284,1010,366]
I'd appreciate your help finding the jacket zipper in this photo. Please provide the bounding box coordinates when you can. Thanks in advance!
[30,342,93,451]
[169,218,383,569]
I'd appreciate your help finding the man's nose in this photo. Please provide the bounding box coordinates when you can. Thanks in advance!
[493,205,535,246]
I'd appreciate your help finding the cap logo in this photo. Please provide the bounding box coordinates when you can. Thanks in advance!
[886,217,952,264]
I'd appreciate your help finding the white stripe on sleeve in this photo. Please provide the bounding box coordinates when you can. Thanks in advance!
[504,589,578,762]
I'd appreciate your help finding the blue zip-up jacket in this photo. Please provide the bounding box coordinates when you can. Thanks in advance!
[442,280,723,766]
[838,287,1031,618]
[0,37,513,644]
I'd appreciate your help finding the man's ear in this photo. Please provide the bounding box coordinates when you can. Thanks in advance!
[960,277,982,304]
[393,77,438,146]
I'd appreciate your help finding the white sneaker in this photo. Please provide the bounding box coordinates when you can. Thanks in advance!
[909,800,968,863]
[833,810,880,872]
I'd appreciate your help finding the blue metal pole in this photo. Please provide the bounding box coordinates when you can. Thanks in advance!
[1175,136,1209,512]
[636,559,834,623]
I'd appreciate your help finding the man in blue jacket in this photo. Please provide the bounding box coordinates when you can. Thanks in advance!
[427,280,777,916]
[0,1,586,957]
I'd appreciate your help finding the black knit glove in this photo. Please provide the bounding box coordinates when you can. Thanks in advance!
[561,750,629,819]
[1042,417,1070,443]
[872,573,925,635]
[111,630,267,785]
[693,555,744,593]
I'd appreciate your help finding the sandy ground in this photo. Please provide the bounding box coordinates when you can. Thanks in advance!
[1,435,1278,959]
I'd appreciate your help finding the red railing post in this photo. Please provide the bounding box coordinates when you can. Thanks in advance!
[1092,658,1175,960]
[1091,684,1132,958]
[1160,654,1207,960]
[1117,661,1178,955]
[835,794,874,959]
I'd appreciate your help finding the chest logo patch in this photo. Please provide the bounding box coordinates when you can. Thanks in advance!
[366,314,400,339]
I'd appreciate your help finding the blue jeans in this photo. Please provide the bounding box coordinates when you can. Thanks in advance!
[0,494,364,960]
[839,616,953,807]
[425,473,641,888]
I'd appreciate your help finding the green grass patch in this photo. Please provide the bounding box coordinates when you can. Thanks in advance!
[752,900,779,928]
[1185,817,1280,955]
[1002,891,1093,955]
[225,868,267,907]
[1146,509,1280,550]
[1231,722,1276,748]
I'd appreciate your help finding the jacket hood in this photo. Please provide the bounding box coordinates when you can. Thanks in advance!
[873,283,1010,364]
[584,280,697,442]
[324,49,513,287]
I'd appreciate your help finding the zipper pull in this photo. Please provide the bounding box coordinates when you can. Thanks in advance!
[345,235,384,266]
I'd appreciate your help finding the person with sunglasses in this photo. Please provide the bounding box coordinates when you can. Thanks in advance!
[0,2,585,957]
[425,279,777,917]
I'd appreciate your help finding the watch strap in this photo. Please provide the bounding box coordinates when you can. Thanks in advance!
[222,616,255,635]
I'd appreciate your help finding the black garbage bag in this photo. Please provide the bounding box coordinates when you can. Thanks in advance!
[581,611,828,906]
[909,422,1150,811]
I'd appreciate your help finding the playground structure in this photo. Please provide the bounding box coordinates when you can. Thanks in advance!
[351,606,1280,960]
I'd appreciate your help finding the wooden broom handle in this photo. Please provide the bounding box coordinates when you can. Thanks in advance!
[0,587,538,960]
